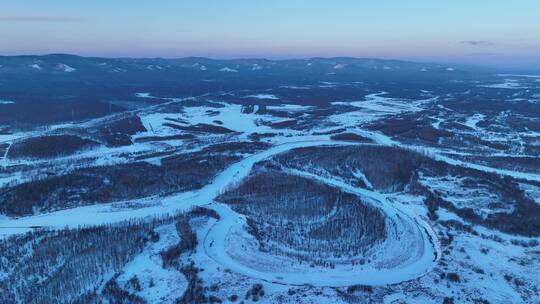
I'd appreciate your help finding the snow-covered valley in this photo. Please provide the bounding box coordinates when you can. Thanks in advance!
[0,56,539,303]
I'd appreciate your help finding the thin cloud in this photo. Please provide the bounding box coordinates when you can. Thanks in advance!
[465,52,501,57]
[460,40,494,46]
[0,16,80,22]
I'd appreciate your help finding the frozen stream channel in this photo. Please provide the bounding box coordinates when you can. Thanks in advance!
[0,139,440,286]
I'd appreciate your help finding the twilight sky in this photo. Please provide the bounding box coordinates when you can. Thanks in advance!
[1,0,539,67]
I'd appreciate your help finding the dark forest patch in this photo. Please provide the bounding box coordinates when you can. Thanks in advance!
[7,135,99,159]
[217,166,386,265]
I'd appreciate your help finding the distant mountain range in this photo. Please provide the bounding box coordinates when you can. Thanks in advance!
[0,53,473,75]
[0,54,523,129]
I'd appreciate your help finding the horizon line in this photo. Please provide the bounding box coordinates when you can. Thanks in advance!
[1,52,538,71]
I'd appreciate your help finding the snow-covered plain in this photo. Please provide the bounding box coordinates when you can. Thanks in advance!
[138,102,300,137]
[1,82,539,302]
[478,79,530,89]
[266,104,313,111]
[244,94,279,100]
[330,92,436,126]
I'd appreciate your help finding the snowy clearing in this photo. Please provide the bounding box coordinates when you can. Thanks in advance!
[117,224,187,303]
[244,94,279,100]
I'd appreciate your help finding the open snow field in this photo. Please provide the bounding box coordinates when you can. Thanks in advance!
[1,69,539,303]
